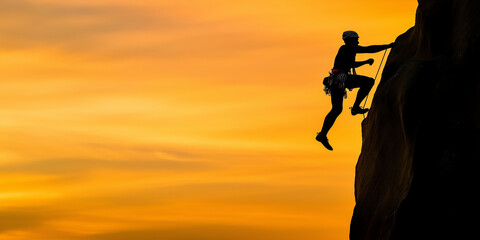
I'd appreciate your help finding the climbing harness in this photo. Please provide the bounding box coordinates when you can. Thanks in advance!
[323,69,349,99]
[361,49,389,119]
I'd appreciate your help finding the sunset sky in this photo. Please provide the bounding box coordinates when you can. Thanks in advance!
[0,1,417,239]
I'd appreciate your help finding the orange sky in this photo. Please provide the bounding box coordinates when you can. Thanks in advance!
[0,1,417,239]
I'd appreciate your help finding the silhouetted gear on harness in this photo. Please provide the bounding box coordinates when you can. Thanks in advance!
[323,70,349,99]
[316,31,395,151]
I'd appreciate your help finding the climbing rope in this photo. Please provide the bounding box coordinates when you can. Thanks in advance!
[362,49,389,119]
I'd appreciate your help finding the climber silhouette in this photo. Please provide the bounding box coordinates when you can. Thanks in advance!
[316,31,395,151]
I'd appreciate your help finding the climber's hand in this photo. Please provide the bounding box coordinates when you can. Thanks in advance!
[367,58,374,65]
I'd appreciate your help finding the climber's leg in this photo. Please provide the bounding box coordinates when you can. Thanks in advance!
[346,75,374,115]
[317,90,344,150]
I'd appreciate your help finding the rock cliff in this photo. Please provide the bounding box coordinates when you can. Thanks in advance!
[350,1,480,239]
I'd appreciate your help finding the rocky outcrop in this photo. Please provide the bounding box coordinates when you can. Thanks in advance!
[350,1,480,239]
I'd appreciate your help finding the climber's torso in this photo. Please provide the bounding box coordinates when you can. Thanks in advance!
[333,45,357,73]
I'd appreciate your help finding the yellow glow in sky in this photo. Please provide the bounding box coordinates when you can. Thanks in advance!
[0,0,417,239]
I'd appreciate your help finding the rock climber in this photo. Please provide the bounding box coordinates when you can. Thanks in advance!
[316,31,395,151]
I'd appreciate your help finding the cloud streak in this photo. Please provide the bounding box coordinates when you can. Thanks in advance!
[0,1,176,52]
[0,158,210,175]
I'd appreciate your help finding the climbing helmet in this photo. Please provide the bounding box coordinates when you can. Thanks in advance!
[342,31,359,40]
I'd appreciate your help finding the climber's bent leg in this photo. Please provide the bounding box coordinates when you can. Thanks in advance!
[346,75,374,108]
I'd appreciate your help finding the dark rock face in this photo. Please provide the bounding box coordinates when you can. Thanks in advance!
[350,1,480,239]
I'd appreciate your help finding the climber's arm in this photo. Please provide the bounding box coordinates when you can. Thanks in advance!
[353,59,375,68]
[356,42,395,53]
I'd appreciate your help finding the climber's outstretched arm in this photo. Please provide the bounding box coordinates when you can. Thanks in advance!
[357,43,395,53]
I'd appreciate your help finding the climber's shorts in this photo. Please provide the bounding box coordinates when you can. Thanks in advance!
[323,71,374,99]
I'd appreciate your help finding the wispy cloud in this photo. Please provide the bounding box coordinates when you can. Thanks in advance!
[0,1,175,52]
[0,207,63,233]
[0,158,210,175]
[84,224,334,240]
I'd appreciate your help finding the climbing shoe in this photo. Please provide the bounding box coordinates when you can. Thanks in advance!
[316,132,333,151]
[351,106,369,116]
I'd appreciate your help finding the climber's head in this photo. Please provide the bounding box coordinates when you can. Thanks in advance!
[342,31,359,46]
